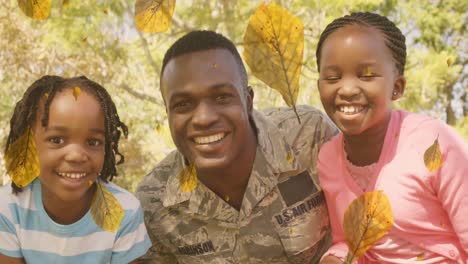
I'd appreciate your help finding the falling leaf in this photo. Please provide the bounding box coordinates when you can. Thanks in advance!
[88,180,94,186]
[4,128,40,187]
[416,253,424,261]
[423,137,442,172]
[90,181,124,233]
[287,152,293,164]
[102,8,108,15]
[178,163,197,192]
[134,0,176,33]
[364,67,372,76]
[17,0,51,20]
[62,0,69,8]
[243,2,304,122]
[81,37,88,43]
[43,93,49,99]
[72,86,81,101]
[447,56,454,67]
[225,195,230,202]
[343,190,394,263]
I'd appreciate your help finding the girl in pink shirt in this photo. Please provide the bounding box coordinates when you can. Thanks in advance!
[315,12,468,264]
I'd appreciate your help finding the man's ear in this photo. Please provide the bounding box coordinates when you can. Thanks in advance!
[392,75,406,101]
[246,86,254,113]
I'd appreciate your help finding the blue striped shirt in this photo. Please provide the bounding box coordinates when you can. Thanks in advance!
[0,179,151,264]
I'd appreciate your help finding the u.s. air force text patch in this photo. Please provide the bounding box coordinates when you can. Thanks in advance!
[274,170,325,227]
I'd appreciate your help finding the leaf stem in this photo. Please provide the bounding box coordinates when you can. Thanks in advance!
[266,8,301,124]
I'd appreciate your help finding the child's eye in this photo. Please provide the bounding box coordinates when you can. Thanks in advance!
[47,137,64,145]
[87,139,103,147]
[360,68,377,80]
[359,74,376,81]
[322,76,340,82]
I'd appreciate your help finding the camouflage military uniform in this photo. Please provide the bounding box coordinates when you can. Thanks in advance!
[136,105,338,264]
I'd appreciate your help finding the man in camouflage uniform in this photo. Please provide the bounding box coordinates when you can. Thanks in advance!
[136,30,337,264]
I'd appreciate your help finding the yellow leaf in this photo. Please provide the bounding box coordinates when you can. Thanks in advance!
[225,195,230,202]
[90,181,124,233]
[243,3,304,109]
[343,191,394,263]
[134,0,176,33]
[43,93,49,99]
[447,56,454,67]
[178,163,197,192]
[62,0,70,8]
[287,152,293,164]
[364,67,372,76]
[102,8,108,15]
[72,86,81,101]
[423,137,442,172]
[17,0,51,20]
[4,128,40,187]
[416,252,424,261]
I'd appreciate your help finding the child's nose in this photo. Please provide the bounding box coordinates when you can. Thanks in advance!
[64,144,89,162]
[338,78,360,99]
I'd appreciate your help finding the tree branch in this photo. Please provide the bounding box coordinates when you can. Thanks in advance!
[120,83,163,106]
[137,30,160,75]
[171,13,196,31]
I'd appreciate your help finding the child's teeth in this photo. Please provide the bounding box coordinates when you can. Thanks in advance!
[58,172,86,179]
[340,105,363,113]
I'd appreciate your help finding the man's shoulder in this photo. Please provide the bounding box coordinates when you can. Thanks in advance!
[260,105,337,149]
[262,105,328,125]
[135,150,180,207]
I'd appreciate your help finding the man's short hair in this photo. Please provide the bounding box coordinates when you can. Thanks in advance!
[161,30,248,89]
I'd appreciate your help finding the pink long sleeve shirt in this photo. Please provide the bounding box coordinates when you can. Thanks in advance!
[318,110,468,263]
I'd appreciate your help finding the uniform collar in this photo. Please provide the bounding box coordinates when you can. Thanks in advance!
[162,109,298,221]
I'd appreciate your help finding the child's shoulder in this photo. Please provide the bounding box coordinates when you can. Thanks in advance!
[0,181,34,204]
[318,129,342,153]
[398,110,457,136]
[398,110,443,128]
[104,181,142,211]
[396,110,465,149]
[0,181,36,224]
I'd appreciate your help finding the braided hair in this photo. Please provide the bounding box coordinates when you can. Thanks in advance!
[316,12,406,75]
[5,75,128,193]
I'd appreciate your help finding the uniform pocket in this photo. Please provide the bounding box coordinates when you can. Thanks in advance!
[272,191,332,263]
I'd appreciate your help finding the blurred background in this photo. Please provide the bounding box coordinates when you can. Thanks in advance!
[1,0,466,191]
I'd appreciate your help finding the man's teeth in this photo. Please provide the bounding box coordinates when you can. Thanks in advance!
[339,105,364,114]
[194,133,225,144]
[58,172,87,179]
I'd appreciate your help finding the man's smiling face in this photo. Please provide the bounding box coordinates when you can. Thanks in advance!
[161,48,253,174]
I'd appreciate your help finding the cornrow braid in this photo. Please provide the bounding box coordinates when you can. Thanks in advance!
[316,12,406,74]
[78,77,128,181]
[5,75,128,193]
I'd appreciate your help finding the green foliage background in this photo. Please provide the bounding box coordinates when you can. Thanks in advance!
[0,0,466,191]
